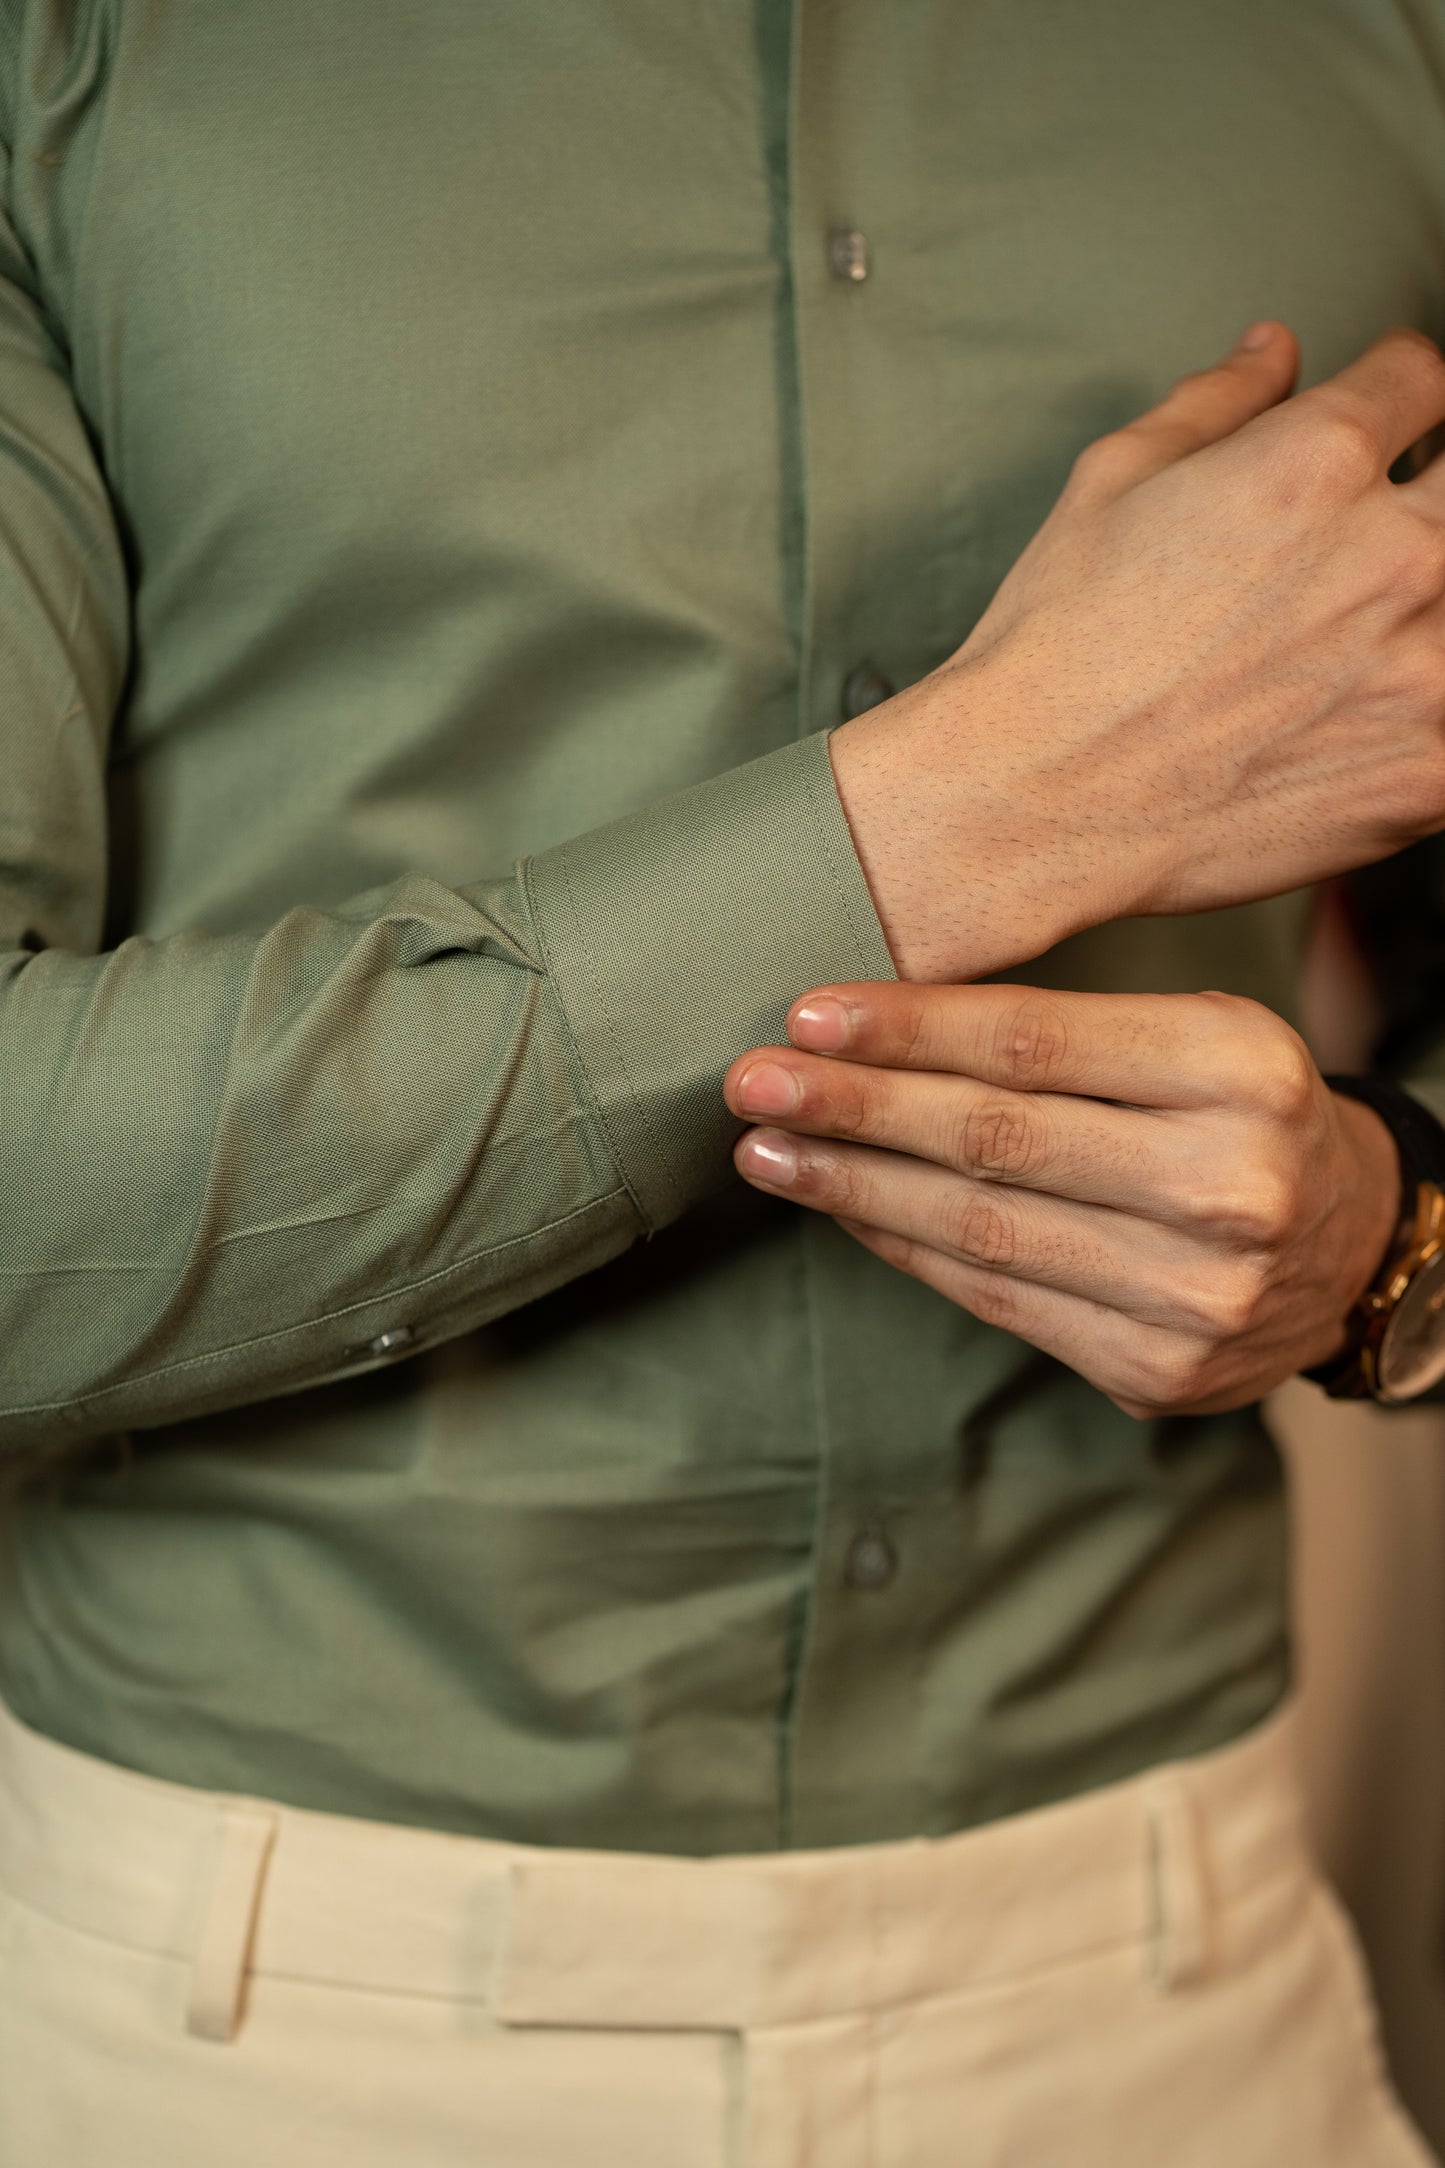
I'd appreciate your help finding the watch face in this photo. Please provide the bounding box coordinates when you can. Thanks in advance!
[1377,1246,1445,1402]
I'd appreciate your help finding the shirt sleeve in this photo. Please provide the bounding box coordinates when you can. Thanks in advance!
[0,160,895,1455]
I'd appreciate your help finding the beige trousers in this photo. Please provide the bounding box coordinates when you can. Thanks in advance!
[0,1693,1434,2168]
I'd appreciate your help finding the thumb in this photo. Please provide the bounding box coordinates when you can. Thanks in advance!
[1079,321,1301,495]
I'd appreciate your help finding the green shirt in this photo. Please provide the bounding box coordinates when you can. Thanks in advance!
[1,0,1441,1852]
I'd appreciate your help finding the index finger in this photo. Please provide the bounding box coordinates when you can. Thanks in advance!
[784,983,1252,1107]
[1299,324,1445,471]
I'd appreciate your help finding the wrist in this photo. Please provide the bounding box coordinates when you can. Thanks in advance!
[1307,1081,1445,1401]
[827,656,1150,981]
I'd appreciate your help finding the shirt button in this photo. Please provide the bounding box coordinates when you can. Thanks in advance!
[366,1326,415,1358]
[844,1531,897,1590]
[841,665,895,720]
[827,227,870,283]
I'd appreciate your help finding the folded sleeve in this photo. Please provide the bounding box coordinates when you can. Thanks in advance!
[0,166,895,1454]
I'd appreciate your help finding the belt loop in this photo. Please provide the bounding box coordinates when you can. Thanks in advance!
[186,1803,279,2043]
[1143,1775,1210,1995]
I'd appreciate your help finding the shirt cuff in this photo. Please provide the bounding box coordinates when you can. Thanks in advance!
[520,729,897,1232]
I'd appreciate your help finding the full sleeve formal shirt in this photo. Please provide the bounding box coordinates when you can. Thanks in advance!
[2,0,1443,1853]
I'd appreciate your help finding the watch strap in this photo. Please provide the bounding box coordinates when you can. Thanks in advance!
[1302,1074,1445,1392]
[1321,1073,1445,1192]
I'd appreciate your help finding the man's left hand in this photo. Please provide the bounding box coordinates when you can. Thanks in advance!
[723,984,1402,1417]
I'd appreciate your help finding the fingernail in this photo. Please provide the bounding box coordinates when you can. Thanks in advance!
[737,1131,799,1186]
[734,1061,802,1117]
[1234,321,1274,352]
[790,996,850,1053]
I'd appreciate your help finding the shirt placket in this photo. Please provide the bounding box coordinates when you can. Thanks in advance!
[777,0,985,1848]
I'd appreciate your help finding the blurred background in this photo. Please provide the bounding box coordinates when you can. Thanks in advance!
[1274,1383,1445,2152]
[1282,881,1445,2154]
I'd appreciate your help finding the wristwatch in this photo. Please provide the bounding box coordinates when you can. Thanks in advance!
[1304,1075,1445,1405]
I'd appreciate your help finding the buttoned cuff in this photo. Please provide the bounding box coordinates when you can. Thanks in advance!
[520,730,896,1232]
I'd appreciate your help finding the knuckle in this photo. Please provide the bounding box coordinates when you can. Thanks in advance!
[991,996,1071,1091]
[1204,988,1273,1027]
[954,1095,1044,1179]
[1191,1262,1269,1339]
[1067,431,1136,495]
[1236,1171,1298,1244]
[1255,1034,1317,1121]
[1295,402,1381,492]
[793,1141,852,1212]
[891,991,933,1069]
[1194,1175,1294,1246]
[1128,1342,1211,1412]
[1191,988,1264,1052]
[1160,1166,1216,1228]
[967,1270,1023,1331]
[1174,1175,1226,1231]
[865,1226,916,1274]
[1200,995,1316,1119]
[830,1069,878,1143]
[943,1190,1019,1269]
[826,1150,871,1219]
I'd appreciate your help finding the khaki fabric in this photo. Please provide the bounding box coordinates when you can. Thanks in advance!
[0,1696,1434,2168]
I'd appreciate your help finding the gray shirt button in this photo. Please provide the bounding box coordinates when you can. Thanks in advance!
[841,665,895,720]
[828,227,870,283]
[366,1326,415,1358]
[844,1531,897,1590]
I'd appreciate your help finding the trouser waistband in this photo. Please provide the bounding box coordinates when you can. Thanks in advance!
[0,1695,1307,2042]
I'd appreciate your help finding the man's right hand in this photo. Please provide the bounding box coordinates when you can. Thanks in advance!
[831,321,1445,981]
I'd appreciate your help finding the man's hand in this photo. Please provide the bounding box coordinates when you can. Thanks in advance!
[832,321,1445,982]
[722,983,1402,1418]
